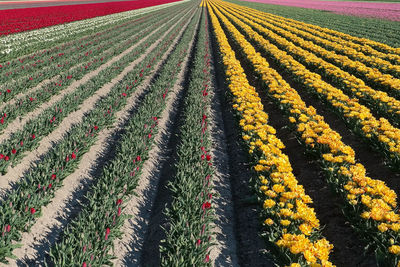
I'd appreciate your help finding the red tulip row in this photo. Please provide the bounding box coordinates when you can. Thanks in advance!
[160,8,215,266]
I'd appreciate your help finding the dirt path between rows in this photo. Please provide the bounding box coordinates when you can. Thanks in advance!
[207,10,275,266]
[110,7,200,266]
[206,9,238,264]
[6,7,196,266]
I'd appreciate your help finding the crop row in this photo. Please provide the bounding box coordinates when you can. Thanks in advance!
[222,4,400,123]
[248,12,400,82]
[260,12,400,59]
[214,1,400,170]
[160,8,215,266]
[254,12,400,68]
[238,9,400,80]
[207,2,334,266]
[0,4,196,263]
[208,0,400,265]
[48,6,200,266]
[226,0,400,53]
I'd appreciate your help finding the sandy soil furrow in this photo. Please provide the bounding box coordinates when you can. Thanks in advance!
[207,45,239,267]
[0,25,153,145]
[111,9,201,266]
[8,7,196,265]
[0,10,187,196]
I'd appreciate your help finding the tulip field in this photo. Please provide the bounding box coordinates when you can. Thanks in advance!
[1,0,400,266]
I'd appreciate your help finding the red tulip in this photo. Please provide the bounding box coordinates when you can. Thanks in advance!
[117,207,121,217]
[4,156,9,161]
[202,202,211,211]
[6,89,11,93]
[66,156,69,162]
[94,126,98,130]
[82,262,87,267]
[11,148,16,154]
[48,184,52,189]
[136,155,141,162]
[0,154,4,159]
[206,155,211,161]
[116,199,122,205]
[32,134,36,139]
[51,174,56,180]
[105,228,110,240]
[71,152,76,159]
[204,255,210,263]
[30,208,36,215]
[6,225,11,232]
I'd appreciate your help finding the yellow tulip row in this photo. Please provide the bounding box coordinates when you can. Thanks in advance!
[229,2,400,64]
[206,2,334,266]
[220,1,400,100]
[213,0,400,169]
[264,14,400,74]
[217,2,400,125]
[208,0,400,263]
[223,2,400,75]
